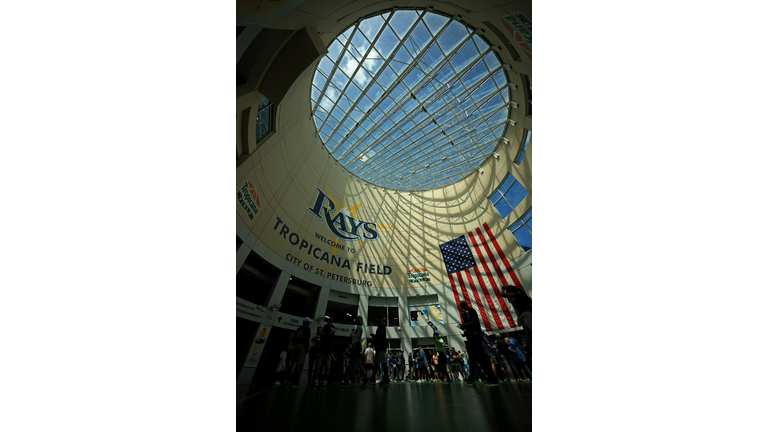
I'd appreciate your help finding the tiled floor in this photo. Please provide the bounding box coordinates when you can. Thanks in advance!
[237,380,532,431]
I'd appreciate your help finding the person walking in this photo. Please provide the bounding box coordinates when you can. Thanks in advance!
[417,346,428,381]
[406,352,413,382]
[273,337,292,386]
[500,285,532,362]
[311,317,336,387]
[342,316,367,387]
[508,336,532,382]
[458,300,499,386]
[461,348,469,378]
[451,348,467,381]
[363,343,375,385]
[286,318,312,387]
[306,327,322,384]
[374,314,390,386]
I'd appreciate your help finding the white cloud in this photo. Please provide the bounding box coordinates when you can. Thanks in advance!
[320,87,338,112]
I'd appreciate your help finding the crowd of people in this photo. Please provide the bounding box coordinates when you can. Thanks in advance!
[270,285,532,388]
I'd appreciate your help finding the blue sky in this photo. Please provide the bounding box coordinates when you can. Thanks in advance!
[311,9,510,191]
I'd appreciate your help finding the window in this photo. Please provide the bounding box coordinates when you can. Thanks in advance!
[509,208,532,251]
[324,300,358,325]
[254,97,275,146]
[522,74,531,116]
[490,173,529,219]
[368,296,399,326]
[515,129,531,165]
[407,295,443,327]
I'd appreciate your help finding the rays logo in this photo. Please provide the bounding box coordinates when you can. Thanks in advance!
[308,188,379,242]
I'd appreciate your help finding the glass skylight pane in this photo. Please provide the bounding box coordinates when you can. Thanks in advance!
[349,108,364,123]
[370,108,385,122]
[423,12,449,35]
[492,69,507,88]
[353,67,371,88]
[351,29,371,56]
[472,80,498,105]
[325,116,338,130]
[363,83,381,102]
[409,21,432,52]
[436,20,469,54]
[450,40,479,72]
[359,14,386,42]
[462,61,489,89]
[318,56,334,76]
[357,95,374,113]
[337,96,351,112]
[390,10,419,38]
[327,40,344,62]
[312,71,327,90]
[332,67,348,88]
[484,52,501,70]
[374,26,399,58]
[390,108,405,124]
[391,45,412,74]
[311,9,508,191]
[363,57,384,76]
[403,67,425,89]
[421,43,444,73]
[378,66,397,89]
[390,82,408,101]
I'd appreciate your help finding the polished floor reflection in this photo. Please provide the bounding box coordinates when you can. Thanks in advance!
[237,381,532,432]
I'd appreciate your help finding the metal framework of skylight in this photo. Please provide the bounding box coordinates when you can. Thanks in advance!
[311,8,510,191]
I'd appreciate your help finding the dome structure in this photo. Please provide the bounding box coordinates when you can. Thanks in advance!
[310,9,511,191]
[237,1,532,425]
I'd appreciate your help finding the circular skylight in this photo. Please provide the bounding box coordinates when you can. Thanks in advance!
[310,9,511,191]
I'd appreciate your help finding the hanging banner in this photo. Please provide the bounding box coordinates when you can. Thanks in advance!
[243,325,271,368]
[408,304,444,326]
[237,297,264,322]
[272,312,306,330]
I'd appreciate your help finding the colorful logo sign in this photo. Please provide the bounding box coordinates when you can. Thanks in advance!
[500,13,532,61]
[408,304,444,326]
[237,180,261,220]
[407,268,431,283]
[308,188,379,242]
[253,327,269,348]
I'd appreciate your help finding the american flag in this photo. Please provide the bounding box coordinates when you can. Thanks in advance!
[439,222,524,331]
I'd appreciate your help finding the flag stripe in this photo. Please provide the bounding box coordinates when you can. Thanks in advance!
[472,265,505,329]
[473,266,515,329]
[476,224,513,290]
[472,227,517,327]
[459,270,492,330]
[483,222,524,289]
[448,275,465,324]
[454,272,473,311]
[467,231,505,329]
